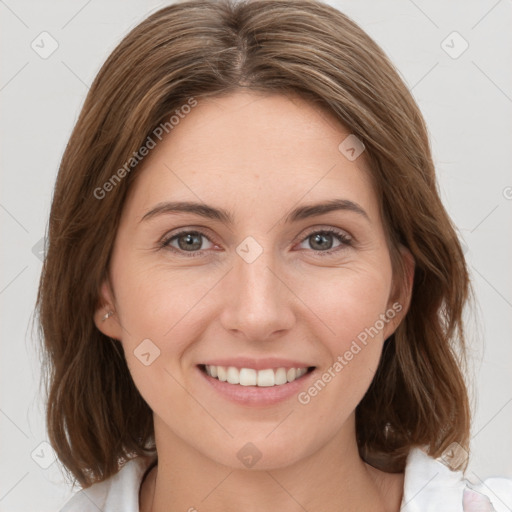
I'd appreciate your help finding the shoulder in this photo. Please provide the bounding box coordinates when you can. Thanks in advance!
[59,454,157,512]
[402,447,512,511]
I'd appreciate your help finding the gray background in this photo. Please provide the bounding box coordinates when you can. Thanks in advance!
[1,0,511,510]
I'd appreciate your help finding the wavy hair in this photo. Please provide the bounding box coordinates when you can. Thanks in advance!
[36,0,471,487]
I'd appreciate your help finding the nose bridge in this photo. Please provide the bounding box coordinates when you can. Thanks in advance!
[220,234,294,338]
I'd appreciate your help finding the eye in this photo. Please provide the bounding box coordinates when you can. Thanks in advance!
[296,227,352,256]
[159,227,352,258]
[160,230,215,256]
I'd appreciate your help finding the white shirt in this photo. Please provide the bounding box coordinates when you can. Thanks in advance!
[60,447,512,511]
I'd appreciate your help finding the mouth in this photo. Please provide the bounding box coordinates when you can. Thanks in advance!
[198,364,316,387]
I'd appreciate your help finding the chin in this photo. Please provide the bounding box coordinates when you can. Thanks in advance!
[206,434,315,471]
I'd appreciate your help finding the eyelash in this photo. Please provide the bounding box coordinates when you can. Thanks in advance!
[159,227,353,258]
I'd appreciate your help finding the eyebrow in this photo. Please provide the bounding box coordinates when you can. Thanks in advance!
[140,198,370,224]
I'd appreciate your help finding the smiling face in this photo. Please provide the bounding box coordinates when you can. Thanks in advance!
[95,90,412,470]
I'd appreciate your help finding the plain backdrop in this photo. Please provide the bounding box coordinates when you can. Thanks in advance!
[1,0,511,510]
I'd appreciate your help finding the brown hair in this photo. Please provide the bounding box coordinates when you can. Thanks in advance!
[36,0,471,488]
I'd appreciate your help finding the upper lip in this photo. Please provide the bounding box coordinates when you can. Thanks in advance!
[199,358,315,371]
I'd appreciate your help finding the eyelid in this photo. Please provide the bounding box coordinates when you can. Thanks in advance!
[300,225,352,241]
[159,226,219,249]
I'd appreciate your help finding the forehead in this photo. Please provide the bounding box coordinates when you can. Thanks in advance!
[125,90,379,223]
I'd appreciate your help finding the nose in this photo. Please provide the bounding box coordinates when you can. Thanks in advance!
[219,242,296,342]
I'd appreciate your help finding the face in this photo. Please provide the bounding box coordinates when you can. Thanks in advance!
[95,90,412,470]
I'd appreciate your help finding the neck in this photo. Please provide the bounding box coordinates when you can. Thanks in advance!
[140,417,404,512]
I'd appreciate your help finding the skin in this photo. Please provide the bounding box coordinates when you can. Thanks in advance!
[95,90,415,512]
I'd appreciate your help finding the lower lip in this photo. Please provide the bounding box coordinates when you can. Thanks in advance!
[196,366,316,406]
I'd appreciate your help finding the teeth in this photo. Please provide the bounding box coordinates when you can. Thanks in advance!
[204,365,310,386]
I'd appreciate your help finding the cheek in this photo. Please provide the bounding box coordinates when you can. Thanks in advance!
[296,266,393,408]
[112,257,210,341]
[110,261,208,414]
[302,265,392,348]
[109,259,221,406]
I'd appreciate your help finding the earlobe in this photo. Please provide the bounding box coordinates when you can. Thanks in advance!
[93,280,123,340]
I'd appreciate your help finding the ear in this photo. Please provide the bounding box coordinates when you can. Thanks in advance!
[382,245,415,339]
[93,278,123,340]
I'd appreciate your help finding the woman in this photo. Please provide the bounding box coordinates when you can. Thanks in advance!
[36,0,512,510]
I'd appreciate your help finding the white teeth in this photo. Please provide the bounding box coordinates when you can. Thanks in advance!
[203,365,311,386]
[227,366,240,384]
[239,368,257,386]
[275,367,288,385]
[257,369,275,387]
[217,366,227,382]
